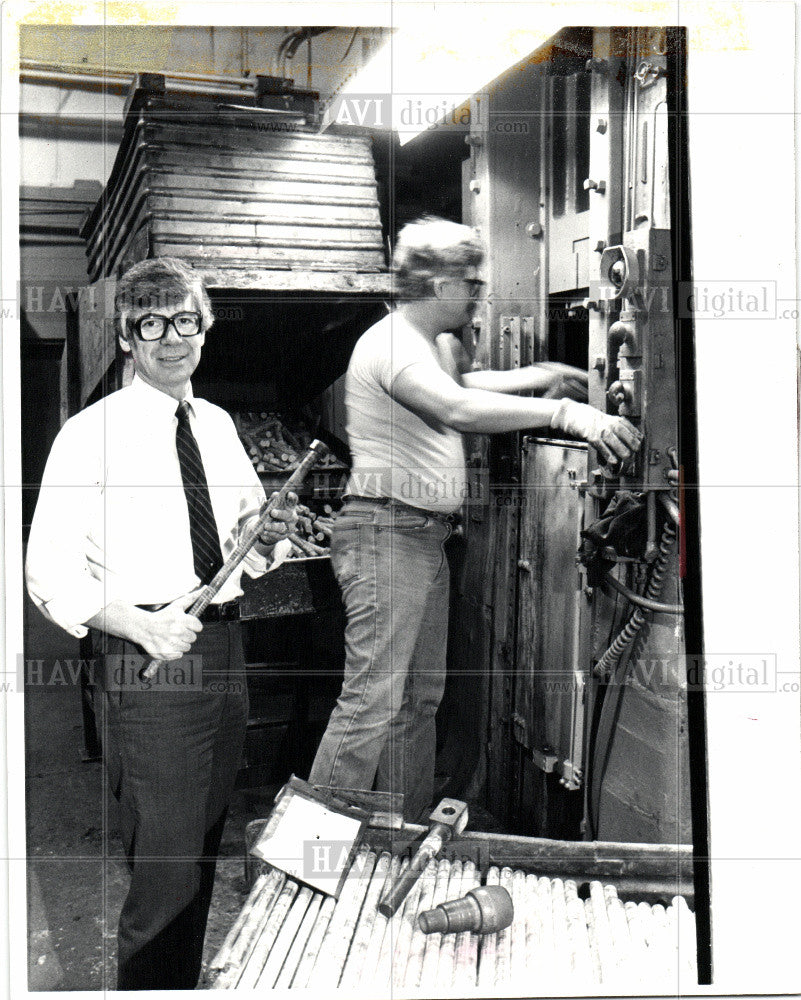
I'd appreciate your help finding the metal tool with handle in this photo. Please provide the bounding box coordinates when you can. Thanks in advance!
[142,438,329,679]
[377,798,469,917]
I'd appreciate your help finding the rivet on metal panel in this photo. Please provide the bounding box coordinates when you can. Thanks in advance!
[595,118,608,134]
[526,222,543,239]
[517,559,531,573]
[585,58,609,75]
[469,179,481,193]
[583,178,607,194]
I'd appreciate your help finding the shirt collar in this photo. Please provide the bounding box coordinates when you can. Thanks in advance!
[130,374,195,419]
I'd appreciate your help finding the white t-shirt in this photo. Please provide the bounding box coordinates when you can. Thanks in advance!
[344,311,468,514]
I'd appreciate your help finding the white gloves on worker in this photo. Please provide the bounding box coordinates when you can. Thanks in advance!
[551,399,643,464]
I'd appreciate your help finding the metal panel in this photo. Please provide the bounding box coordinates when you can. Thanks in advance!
[514,439,588,789]
[547,72,591,294]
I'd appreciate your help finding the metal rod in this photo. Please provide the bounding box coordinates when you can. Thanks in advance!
[565,884,594,983]
[289,894,336,987]
[207,871,269,978]
[509,869,527,988]
[236,879,299,989]
[391,859,433,988]
[402,857,442,988]
[373,856,410,988]
[589,880,617,982]
[550,877,570,976]
[523,874,542,985]
[584,896,603,983]
[338,851,392,989]
[433,858,463,989]
[21,68,256,97]
[477,867,500,990]
[213,868,285,988]
[536,875,556,987]
[452,861,480,990]
[21,57,260,86]
[495,867,514,984]
[273,891,323,989]
[254,884,313,988]
[357,854,401,987]
[308,847,375,989]
[417,856,453,986]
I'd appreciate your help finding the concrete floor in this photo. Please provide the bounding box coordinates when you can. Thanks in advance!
[23,592,280,991]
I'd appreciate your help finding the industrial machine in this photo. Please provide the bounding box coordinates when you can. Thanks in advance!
[448,25,694,849]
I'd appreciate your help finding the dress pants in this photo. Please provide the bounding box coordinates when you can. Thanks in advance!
[307,499,452,822]
[93,620,248,990]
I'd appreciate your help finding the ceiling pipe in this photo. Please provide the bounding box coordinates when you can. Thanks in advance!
[21,58,257,88]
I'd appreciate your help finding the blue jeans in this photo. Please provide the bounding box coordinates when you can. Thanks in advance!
[308,499,452,822]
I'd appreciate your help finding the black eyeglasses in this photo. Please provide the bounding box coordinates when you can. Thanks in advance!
[127,311,203,341]
[462,278,486,298]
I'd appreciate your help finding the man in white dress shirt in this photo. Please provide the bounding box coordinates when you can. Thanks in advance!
[26,257,296,989]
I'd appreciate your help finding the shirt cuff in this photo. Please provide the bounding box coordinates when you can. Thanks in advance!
[267,537,293,572]
[39,590,105,639]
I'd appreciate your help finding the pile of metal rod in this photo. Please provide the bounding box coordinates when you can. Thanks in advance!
[206,845,697,992]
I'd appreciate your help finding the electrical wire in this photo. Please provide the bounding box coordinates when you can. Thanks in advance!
[602,570,684,615]
[593,520,677,679]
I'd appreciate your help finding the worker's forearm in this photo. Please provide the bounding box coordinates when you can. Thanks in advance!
[85,601,152,646]
[449,390,561,433]
[462,365,556,395]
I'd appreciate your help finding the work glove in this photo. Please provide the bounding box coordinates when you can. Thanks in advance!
[538,362,589,403]
[551,399,642,464]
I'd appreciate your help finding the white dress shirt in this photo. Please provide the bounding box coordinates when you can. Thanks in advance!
[26,376,280,638]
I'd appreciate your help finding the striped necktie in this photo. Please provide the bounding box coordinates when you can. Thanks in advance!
[175,400,224,586]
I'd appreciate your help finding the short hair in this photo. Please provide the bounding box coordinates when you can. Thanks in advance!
[392,216,485,300]
[115,257,214,336]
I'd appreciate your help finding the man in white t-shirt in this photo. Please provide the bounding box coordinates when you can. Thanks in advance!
[308,217,641,822]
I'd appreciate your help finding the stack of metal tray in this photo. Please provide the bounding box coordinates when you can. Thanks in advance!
[81,84,390,293]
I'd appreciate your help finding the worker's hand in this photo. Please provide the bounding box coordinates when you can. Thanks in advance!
[551,399,643,464]
[538,362,589,403]
[258,491,299,547]
[139,591,203,661]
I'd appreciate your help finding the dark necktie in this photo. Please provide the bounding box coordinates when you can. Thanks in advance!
[175,400,224,585]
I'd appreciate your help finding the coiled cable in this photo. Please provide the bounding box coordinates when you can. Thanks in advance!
[593,519,678,679]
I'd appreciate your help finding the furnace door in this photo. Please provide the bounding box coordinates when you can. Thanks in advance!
[514,438,589,791]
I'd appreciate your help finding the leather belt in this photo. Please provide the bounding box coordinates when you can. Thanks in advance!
[341,494,461,526]
[136,599,240,623]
